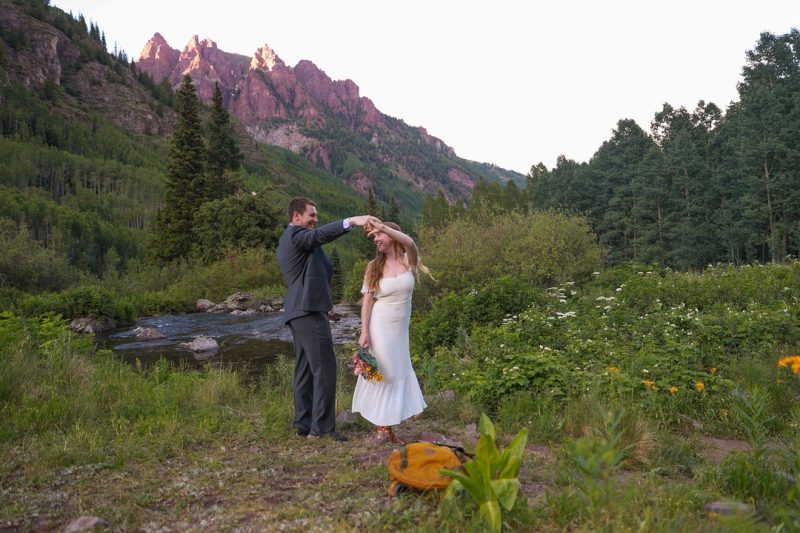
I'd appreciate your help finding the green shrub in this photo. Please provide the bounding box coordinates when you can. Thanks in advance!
[418,262,800,425]
[559,409,626,527]
[16,291,68,318]
[411,276,541,356]
[417,209,603,306]
[342,258,368,303]
[61,285,116,319]
[123,289,191,317]
[191,194,283,263]
[496,391,564,443]
[172,247,283,301]
[0,218,81,291]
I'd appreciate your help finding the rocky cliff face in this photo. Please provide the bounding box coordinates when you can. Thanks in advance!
[137,33,483,197]
[136,32,179,86]
[0,4,173,136]
[0,1,522,210]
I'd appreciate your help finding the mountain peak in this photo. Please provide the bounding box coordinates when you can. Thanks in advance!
[138,33,180,82]
[251,44,284,72]
[186,35,218,53]
[134,33,512,199]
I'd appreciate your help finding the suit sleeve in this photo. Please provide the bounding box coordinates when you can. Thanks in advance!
[291,220,349,251]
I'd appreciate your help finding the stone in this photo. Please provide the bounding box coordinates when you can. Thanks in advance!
[704,501,755,516]
[221,292,262,312]
[180,335,218,352]
[676,413,703,432]
[68,317,116,335]
[336,410,358,425]
[432,390,456,402]
[62,516,110,532]
[464,423,479,444]
[133,327,165,341]
[417,431,460,448]
[196,298,216,312]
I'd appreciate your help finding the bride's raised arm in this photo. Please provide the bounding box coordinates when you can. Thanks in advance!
[368,223,419,269]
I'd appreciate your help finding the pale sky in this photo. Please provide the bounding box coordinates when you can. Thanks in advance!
[52,0,800,174]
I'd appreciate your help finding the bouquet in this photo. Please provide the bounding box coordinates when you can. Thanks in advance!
[352,346,383,382]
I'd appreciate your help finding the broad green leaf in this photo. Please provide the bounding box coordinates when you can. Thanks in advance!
[498,456,521,480]
[480,500,502,533]
[443,478,462,500]
[479,412,497,441]
[493,428,528,477]
[491,478,520,510]
[495,451,510,478]
[476,433,500,466]
[441,468,484,501]
[505,429,529,461]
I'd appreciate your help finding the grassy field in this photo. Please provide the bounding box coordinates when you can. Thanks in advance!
[3,258,800,531]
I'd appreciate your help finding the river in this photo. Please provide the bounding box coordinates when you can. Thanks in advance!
[98,305,361,377]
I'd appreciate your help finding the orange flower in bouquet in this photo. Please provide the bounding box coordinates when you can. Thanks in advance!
[352,346,383,382]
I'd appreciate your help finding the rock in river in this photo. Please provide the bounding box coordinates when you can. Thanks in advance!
[133,327,165,341]
[180,335,219,353]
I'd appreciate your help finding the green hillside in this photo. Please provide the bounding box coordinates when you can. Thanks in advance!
[0,0,387,302]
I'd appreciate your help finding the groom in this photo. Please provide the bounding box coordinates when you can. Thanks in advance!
[277,197,380,442]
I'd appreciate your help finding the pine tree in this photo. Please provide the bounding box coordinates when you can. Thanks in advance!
[154,75,206,261]
[366,188,379,216]
[421,189,450,230]
[206,82,242,199]
[385,195,400,222]
[329,247,344,303]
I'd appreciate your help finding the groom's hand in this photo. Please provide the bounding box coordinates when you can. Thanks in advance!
[349,215,382,228]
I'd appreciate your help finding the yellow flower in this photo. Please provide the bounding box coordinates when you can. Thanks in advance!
[776,378,784,385]
[709,367,717,374]
[695,382,705,393]
[607,366,620,374]
[778,355,800,374]
[719,408,729,418]
[669,386,678,394]
[642,379,656,389]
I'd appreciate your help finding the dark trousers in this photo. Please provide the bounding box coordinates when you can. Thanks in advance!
[287,312,337,435]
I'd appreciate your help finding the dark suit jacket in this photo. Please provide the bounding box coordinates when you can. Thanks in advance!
[277,220,349,323]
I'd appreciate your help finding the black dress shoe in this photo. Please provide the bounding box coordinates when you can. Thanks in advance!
[308,430,349,442]
[295,428,309,437]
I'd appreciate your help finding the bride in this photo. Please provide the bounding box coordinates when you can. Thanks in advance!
[352,221,431,443]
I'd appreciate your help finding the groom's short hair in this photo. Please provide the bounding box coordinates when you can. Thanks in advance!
[288,197,316,221]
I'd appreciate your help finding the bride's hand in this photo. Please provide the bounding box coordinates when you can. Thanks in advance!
[358,331,369,349]
[364,222,379,238]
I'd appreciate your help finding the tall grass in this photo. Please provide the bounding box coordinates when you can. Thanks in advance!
[0,313,291,473]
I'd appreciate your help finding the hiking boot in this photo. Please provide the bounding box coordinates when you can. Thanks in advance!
[308,430,349,442]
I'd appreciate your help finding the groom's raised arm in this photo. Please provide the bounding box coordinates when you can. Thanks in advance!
[291,215,382,251]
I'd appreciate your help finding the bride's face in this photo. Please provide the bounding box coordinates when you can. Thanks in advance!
[372,231,394,254]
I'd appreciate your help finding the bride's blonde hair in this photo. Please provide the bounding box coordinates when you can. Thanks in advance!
[364,222,433,292]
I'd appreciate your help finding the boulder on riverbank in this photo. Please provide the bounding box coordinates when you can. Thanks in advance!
[68,317,116,335]
[198,293,284,314]
[197,299,216,312]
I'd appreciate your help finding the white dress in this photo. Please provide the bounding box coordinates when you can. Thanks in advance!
[352,270,427,426]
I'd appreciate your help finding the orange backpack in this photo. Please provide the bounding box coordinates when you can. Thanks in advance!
[387,441,468,496]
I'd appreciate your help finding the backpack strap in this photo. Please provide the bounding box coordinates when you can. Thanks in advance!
[399,445,409,471]
[432,441,474,459]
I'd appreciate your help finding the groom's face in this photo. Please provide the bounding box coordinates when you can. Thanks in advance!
[294,205,318,229]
